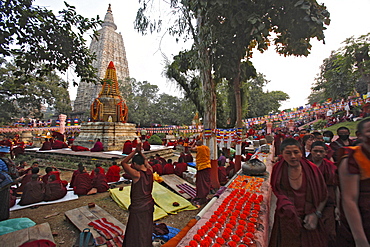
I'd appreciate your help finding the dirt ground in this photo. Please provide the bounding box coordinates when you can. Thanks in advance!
[9,162,203,247]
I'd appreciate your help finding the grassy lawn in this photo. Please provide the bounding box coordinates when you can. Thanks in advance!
[323,117,370,137]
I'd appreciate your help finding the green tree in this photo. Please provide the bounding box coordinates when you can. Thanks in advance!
[1,0,101,85]
[310,33,370,101]
[0,58,72,124]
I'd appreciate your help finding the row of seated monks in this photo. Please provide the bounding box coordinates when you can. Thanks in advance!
[10,161,122,207]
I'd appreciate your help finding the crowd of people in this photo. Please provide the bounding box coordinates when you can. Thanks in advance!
[270,118,370,246]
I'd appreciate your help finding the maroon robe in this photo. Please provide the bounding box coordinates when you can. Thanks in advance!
[152,163,162,175]
[71,145,90,151]
[106,165,121,182]
[269,158,328,247]
[73,172,92,195]
[336,146,370,246]
[90,167,105,178]
[51,140,68,149]
[69,169,82,188]
[44,180,67,201]
[184,153,193,163]
[174,162,187,178]
[122,169,154,247]
[16,173,33,192]
[218,166,228,185]
[92,173,109,193]
[9,189,16,208]
[122,141,133,155]
[39,141,52,151]
[195,168,211,204]
[162,163,175,175]
[19,180,45,206]
[330,138,354,162]
[143,141,150,151]
[226,160,235,178]
[90,141,103,152]
[41,171,61,184]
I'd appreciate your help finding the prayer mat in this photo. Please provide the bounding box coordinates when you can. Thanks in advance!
[177,183,196,199]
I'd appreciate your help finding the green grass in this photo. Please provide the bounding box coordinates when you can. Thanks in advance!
[323,117,370,137]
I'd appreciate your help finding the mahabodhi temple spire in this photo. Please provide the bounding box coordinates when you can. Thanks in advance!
[73,4,130,119]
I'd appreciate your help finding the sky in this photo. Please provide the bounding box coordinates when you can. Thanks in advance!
[33,0,370,111]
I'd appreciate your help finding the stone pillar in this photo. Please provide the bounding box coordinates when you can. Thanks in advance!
[59,114,67,134]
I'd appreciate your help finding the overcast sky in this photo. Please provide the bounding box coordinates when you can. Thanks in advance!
[34,0,370,111]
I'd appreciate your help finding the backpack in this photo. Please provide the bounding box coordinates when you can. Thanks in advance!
[73,228,96,247]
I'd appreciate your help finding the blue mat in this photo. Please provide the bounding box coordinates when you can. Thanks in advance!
[187,162,196,167]
[0,146,10,153]
[0,218,36,236]
[152,225,180,242]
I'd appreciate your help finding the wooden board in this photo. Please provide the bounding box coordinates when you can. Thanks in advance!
[65,204,126,240]
[0,222,54,247]
[161,174,196,200]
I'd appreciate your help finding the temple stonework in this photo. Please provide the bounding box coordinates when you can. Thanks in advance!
[73,4,130,118]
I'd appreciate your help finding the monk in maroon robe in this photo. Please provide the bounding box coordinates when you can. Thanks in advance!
[69,163,83,188]
[226,158,235,178]
[142,140,150,151]
[162,159,175,175]
[132,138,138,147]
[44,175,67,201]
[122,140,133,155]
[120,144,154,247]
[73,166,93,196]
[178,152,186,163]
[218,162,228,186]
[51,139,68,149]
[89,164,105,178]
[151,160,162,175]
[309,141,337,246]
[71,145,90,151]
[90,139,104,152]
[174,158,187,178]
[91,168,109,193]
[336,118,370,246]
[184,152,193,163]
[19,174,45,206]
[269,138,328,247]
[106,162,121,182]
[39,139,52,151]
[17,167,39,193]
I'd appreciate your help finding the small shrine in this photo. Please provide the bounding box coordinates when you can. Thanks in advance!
[73,62,137,151]
[91,61,128,122]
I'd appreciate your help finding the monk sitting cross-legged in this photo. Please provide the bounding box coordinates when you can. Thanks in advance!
[19,174,45,206]
[90,138,104,152]
[73,166,93,196]
[91,168,109,193]
[106,161,121,183]
[44,175,67,201]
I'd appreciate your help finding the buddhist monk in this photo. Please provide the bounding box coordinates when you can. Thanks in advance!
[69,163,83,188]
[41,166,68,187]
[106,161,121,183]
[218,160,228,186]
[162,159,175,175]
[309,141,337,246]
[90,138,104,152]
[121,144,154,247]
[39,138,52,151]
[191,140,211,206]
[19,174,45,206]
[90,164,105,178]
[44,175,67,201]
[73,166,93,196]
[174,157,187,178]
[142,140,150,151]
[51,139,68,149]
[17,167,39,193]
[91,168,109,193]
[151,159,162,175]
[269,138,328,247]
[71,145,90,151]
[184,151,193,163]
[132,138,138,147]
[122,140,133,155]
[336,118,370,246]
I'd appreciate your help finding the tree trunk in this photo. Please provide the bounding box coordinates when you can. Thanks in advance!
[198,10,220,190]
[233,62,243,173]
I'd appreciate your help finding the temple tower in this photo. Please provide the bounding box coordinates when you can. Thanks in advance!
[73,4,130,118]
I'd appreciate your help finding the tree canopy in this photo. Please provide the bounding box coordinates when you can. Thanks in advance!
[309,33,370,103]
[1,0,101,85]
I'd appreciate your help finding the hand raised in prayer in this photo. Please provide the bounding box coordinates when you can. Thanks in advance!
[303,213,318,230]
